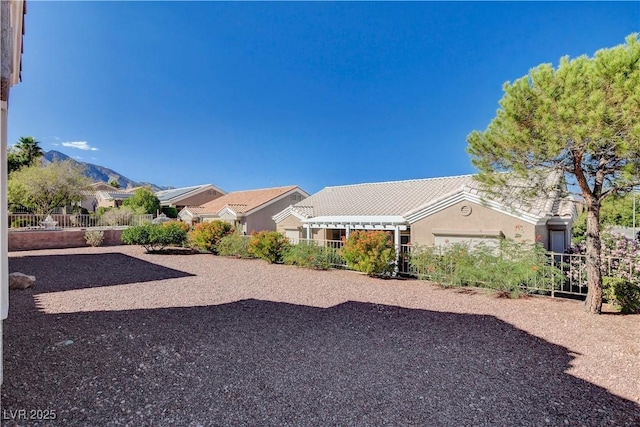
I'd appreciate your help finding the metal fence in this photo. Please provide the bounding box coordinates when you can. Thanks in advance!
[8,213,154,229]
[286,238,346,268]
[288,238,640,298]
[549,251,640,296]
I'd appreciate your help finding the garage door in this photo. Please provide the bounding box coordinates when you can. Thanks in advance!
[434,235,500,249]
[284,229,300,243]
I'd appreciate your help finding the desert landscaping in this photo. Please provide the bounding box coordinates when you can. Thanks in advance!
[2,245,639,426]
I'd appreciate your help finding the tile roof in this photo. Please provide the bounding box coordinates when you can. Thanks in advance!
[291,175,476,218]
[198,186,304,216]
[461,171,576,219]
[180,206,208,216]
[290,173,574,221]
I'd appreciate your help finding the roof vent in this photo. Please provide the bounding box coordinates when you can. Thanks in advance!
[460,205,472,216]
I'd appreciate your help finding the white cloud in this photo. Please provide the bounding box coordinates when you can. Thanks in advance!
[74,156,83,160]
[62,141,98,151]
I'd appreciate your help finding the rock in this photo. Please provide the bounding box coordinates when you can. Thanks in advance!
[9,272,36,290]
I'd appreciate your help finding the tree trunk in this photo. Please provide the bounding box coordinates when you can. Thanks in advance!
[584,202,603,314]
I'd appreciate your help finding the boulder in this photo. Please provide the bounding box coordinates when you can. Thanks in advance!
[9,272,36,290]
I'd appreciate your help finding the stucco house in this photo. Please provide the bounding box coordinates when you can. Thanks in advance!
[76,183,133,212]
[95,190,134,210]
[273,174,576,253]
[155,184,226,211]
[179,185,309,234]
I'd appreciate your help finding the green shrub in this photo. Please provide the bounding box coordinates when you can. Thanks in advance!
[216,233,253,258]
[340,230,396,276]
[188,220,234,254]
[283,241,331,270]
[96,206,110,215]
[123,187,161,215]
[409,244,459,285]
[162,206,179,219]
[603,276,640,314]
[410,240,564,297]
[160,221,190,247]
[84,230,104,247]
[164,220,190,233]
[248,231,290,263]
[121,223,187,253]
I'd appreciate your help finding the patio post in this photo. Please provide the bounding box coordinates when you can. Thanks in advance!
[1,0,26,387]
[0,92,6,387]
[394,225,401,274]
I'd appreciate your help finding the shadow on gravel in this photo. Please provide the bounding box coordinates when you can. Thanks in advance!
[2,298,639,426]
[8,253,195,292]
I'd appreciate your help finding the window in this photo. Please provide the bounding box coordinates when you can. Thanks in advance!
[329,229,346,241]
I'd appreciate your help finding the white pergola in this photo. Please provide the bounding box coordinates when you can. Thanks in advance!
[1,0,26,386]
[302,215,408,249]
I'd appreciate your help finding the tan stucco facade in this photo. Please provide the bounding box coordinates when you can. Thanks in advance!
[205,190,310,234]
[274,198,571,252]
[276,214,304,234]
[410,200,539,246]
[275,214,327,240]
[244,191,308,234]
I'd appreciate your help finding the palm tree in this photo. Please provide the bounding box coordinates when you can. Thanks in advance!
[15,136,43,166]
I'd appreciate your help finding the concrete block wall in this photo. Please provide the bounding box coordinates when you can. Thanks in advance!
[8,229,124,251]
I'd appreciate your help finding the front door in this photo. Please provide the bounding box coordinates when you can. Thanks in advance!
[550,230,566,254]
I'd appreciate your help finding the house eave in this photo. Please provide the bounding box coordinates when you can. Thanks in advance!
[242,187,309,217]
[272,205,309,223]
[302,215,408,231]
[405,191,546,226]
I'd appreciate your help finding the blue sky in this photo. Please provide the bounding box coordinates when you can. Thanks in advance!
[8,1,640,193]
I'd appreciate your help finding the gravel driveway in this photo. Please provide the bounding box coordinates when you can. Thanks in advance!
[3,245,639,426]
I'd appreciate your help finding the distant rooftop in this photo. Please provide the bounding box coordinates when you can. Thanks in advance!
[156,184,226,204]
[196,185,307,216]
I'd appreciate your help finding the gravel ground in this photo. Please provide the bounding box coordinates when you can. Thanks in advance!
[2,245,639,426]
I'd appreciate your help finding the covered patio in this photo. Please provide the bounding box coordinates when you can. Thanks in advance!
[302,215,408,250]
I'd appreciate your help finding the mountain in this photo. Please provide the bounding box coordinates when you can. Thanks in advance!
[42,150,170,191]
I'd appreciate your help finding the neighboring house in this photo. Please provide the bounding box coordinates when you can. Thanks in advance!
[156,184,226,211]
[273,174,576,253]
[179,186,310,234]
[95,190,134,210]
[77,182,123,212]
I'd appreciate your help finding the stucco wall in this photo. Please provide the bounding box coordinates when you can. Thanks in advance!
[535,224,550,250]
[246,191,308,233]
[410,200,539,247]
[275,214,327,240]
[311,228,326,240]
[276,215,306,239]
[276,215,303,234]
[9,229,124,251]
